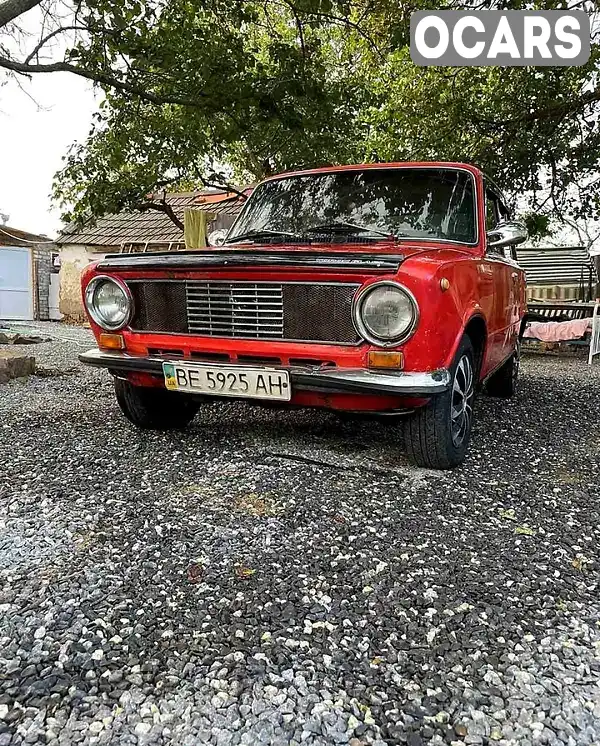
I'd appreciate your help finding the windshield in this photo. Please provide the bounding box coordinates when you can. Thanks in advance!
[227,168,477,244]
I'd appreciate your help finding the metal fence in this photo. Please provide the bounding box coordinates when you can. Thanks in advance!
[517,245,595,302]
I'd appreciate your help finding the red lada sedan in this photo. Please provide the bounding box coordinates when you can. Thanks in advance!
[79,162,527,469]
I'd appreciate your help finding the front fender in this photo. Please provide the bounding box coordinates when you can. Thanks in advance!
[397,257,487,374]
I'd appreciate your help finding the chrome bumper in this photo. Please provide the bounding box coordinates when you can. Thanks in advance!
[79,348,451,396]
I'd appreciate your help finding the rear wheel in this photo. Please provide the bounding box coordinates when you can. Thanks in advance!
[485,340,520,398]
[405,336,476,470]
[114,378,200,430]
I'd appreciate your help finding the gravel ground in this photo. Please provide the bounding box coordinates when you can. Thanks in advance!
[1,321,599,746]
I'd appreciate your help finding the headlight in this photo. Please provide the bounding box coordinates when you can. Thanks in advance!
[84,276,132,330]
[354,281,418,346]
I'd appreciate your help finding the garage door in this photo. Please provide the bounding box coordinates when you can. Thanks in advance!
[0,246,33,320]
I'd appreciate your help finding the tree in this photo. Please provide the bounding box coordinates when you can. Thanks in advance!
[0,0,40,29]
[2,0,373,223]
[1,0,599,231]
[362,56,600,222]
[49,0,368,224]
[533,181,600,255]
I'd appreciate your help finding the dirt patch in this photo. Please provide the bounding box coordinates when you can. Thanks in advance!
[234,492,281,517]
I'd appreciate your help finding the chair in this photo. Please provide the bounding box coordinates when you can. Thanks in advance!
[589,303,600,364]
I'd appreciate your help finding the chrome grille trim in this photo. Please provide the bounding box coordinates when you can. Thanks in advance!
[186,282,284,338]
[128,280,361,345]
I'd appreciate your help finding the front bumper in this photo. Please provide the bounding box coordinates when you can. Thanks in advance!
[79,348,451,396]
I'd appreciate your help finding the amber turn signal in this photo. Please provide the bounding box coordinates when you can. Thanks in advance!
[99,333,125,350]
[367,351,404,370]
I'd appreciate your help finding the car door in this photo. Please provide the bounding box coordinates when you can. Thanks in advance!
[483,185,521,370]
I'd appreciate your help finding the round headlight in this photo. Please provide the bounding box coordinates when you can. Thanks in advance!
[85,276,132,330]
[354,281,418,346]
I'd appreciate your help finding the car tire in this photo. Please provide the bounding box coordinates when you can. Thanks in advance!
[404,336,476,470]
[114,378,201,430]
[485,340,520,399]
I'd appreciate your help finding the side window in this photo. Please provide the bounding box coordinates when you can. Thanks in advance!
[495,199,516,259]
[486,188,514,257]
[486,189,501,253]
[485,190,499,231]
[497,199,510,223]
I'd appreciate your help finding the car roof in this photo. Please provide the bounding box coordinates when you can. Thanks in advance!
[263,162,482,182]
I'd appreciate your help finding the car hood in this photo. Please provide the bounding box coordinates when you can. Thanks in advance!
[97,241,454,273]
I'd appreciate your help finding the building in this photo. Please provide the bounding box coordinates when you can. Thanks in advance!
[55,189,247,320]
[0,224,56,321]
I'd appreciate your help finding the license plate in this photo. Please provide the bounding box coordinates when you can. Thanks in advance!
[163,362,291,401]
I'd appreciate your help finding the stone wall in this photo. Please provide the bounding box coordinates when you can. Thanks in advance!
[58,245,106,320]
[33,244,52,320]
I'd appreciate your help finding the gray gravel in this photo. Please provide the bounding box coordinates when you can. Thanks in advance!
[1,321,600,746]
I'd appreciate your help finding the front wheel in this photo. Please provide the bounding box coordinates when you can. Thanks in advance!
[114,378,201,430]
[404,336,476,470]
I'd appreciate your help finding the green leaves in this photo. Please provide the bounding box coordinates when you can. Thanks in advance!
[522,213,552,240]
[52,0,368,223]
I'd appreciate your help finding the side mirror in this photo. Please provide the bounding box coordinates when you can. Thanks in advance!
[207,229,227,247]
[486,221,528,249]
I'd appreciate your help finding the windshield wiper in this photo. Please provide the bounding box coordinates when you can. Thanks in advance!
[304,221,395,239]
[225,228,301,244]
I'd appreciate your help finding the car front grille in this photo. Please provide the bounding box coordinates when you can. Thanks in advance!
[187,282,284,338]
[128,281,361,344]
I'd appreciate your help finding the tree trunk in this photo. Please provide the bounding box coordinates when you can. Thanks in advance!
[0,0,42,28]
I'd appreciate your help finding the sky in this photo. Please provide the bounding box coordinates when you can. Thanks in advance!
[0,71,97,238]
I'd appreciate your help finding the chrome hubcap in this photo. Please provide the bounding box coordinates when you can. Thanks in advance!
[451,355,474,447]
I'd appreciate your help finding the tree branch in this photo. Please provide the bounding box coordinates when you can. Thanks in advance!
[275,0,385,60]
[188,163,250,202]
[0,0,41,28]
[199,176,249,201]
[474,87,600,129]
[0,56,210,107]
[289,5,307,63]
[304,12,383,59]
[137,193,184,231]
[24,25,89,64]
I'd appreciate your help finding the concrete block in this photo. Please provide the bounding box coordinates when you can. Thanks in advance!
[0,350,36,383]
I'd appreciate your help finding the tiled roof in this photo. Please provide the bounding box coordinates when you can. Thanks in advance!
[56,190,248,248]
[0,225,53,247]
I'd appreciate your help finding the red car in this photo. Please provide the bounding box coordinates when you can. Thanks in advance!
[80,162,527,469]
